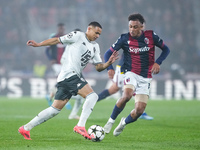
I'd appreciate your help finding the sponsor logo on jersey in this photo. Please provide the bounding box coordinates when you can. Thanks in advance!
[129,46,150,53]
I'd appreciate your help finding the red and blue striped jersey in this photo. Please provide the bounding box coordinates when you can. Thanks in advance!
[110,30,165,78]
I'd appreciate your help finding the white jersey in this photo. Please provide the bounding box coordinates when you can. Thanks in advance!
[57,31,102,82]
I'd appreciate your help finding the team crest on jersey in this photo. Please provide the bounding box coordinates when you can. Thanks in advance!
[144,38,149,44]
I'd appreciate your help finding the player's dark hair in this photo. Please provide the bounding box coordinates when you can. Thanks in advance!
[88,21,102,29]
[128,13,145,24]
[57,23,65,27]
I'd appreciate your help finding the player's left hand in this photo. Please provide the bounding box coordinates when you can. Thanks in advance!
[151,63,160,74]
[108,51,119,64]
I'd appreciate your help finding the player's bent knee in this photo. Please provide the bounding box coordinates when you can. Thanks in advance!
[122,95,132,102]
[135,107,144,116]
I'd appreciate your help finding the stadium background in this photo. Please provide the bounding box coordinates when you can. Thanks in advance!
[0,0,200,100]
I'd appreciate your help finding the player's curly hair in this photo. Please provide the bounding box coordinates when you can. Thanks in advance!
[88,21,102,29]
[128,13,145,24]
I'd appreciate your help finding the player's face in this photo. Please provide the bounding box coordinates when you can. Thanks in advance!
[129,20,143,37]
[87,26,102,41]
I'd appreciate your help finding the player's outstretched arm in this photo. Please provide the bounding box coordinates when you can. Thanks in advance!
[95,51,119,72]
[27,37,60,47]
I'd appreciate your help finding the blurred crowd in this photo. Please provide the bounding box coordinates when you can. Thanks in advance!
[0,0,199,78]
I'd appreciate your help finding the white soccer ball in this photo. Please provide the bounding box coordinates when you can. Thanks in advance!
[87,125,105,142]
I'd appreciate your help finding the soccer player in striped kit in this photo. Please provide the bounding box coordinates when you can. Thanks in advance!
[103,13,170,136]
[97,54,154,120]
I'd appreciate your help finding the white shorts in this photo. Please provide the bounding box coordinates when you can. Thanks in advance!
[52,64,62,76]
[124,71,152,96]
[112,65,124,88]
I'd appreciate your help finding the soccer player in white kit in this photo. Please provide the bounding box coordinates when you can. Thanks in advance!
[18,22,119,140]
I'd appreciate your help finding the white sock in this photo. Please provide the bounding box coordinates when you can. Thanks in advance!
[24,106,60,131]
[69,96,84,118]
[77,92,98,127]
[108,118,115,123]
[122,119,126,126]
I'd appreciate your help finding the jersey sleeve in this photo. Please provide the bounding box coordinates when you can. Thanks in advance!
[153,31,170,65]
[59,31,80,44]
[92,44,102,64]
[152,32,164,48]
[110,35,124,51]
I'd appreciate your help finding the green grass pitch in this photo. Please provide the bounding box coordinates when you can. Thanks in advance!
[0,97,200,150]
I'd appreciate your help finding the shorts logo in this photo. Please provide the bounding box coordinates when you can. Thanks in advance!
[126,77,130,83]
[80,78,85,82]
[77,83,81,88]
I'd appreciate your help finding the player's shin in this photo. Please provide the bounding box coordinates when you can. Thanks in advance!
[24,106,60,131]
[77,92,98,127]
[124,114,138,125]
[110,104,124,121]
[97,89,110,102]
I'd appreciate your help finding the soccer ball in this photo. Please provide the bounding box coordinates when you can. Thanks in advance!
[87,125,105,142]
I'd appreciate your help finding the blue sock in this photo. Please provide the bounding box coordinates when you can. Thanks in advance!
[110,105,123,120]
[97,89,110,102]
[125,114,137,125]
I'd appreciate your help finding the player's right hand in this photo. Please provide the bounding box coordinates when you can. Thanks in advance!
[27,40,40,47]
[108,69,115,79]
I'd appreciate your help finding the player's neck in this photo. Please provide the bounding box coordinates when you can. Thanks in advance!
[85,33,92,42]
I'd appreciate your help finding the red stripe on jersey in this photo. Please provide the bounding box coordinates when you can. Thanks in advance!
[129,35,141,75]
